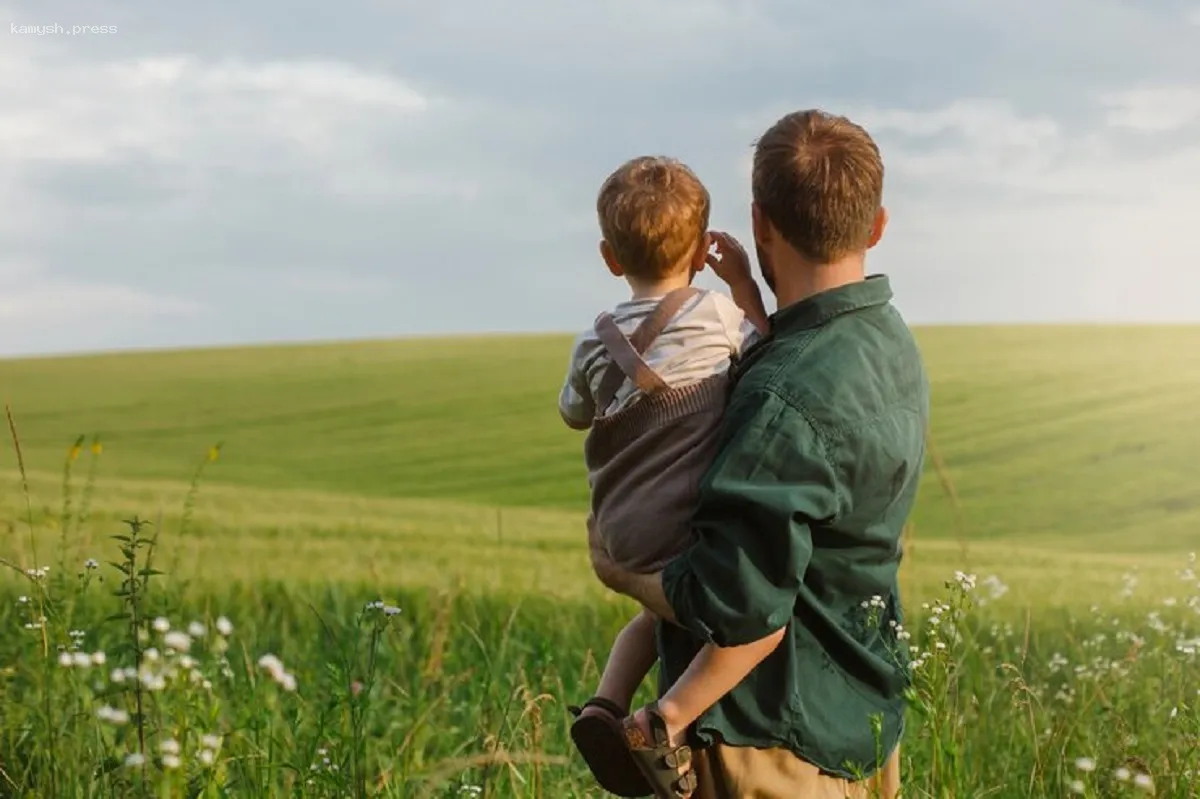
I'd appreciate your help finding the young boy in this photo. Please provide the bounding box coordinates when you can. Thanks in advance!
[559,156,775,797]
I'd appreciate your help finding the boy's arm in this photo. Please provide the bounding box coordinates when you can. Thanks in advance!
[557,339,595,430]
[706,231,770,336]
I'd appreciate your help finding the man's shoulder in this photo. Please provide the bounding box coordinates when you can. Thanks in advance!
[739,304,928,432]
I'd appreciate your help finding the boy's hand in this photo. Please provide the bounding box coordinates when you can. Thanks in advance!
[706,231,753,288]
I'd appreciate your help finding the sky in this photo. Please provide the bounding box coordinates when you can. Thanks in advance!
[2,0,1199,357]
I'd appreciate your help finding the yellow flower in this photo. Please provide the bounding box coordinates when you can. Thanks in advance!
[91,441,103,456]
[207,445,221,462]
[68,445,81,462]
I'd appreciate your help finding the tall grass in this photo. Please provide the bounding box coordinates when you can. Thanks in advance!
[2,426,1199,797]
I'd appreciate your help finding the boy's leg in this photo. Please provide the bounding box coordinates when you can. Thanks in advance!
[591,608,659,711]
[570,609,660,796]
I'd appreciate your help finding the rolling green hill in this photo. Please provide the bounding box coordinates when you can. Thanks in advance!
[1,326,1198,600]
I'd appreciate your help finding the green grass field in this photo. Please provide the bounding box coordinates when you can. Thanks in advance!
[2,326,1199,797]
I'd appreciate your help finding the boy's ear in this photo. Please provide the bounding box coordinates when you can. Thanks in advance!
[690,231,712,273]
[599,240,623,277]
[867,206,889,250]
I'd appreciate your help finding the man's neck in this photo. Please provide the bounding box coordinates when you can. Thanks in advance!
[771,252,866,310]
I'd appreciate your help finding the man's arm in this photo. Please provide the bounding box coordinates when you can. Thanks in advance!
[593,388,840,645]
[588,523,676,621]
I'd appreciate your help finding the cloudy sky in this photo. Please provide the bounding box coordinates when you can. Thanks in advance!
[2,0,1198,356]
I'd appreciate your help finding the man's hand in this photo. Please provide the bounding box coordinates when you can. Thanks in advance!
[588,521,677,622]
[706,231,754,288]
[587,519,626,592]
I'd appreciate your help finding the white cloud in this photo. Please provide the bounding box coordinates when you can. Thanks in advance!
[732,92,1200,321]
[1102,87,1200,133]
[0,261,205,354]
[0,43,437,199]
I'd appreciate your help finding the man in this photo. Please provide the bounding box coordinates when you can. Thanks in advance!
[589,109,929,798]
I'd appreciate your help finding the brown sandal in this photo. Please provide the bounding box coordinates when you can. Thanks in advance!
[622,702,697,798]
[569,697,653,797]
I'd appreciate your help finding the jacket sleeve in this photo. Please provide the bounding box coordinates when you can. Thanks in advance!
[661,388,841,646]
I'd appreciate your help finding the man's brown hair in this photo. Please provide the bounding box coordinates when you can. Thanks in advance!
[596,156,710,280]
[752,110,884,264]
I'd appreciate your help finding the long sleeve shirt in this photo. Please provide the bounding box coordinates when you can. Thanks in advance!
[659,274,930,778]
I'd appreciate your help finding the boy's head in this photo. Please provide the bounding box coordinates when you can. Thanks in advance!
[596,156,711,285]
[751,110,886,283]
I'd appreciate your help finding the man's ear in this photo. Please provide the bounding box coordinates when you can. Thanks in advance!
[867,206,889,249]
[751,203,772,248]
[599,240,623,277]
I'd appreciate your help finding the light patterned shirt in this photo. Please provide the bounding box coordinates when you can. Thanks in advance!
[558,289,759,429]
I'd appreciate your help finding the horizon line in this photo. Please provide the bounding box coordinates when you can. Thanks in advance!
[3,321,1198,363]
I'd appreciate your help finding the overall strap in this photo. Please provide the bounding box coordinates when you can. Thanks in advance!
[592,287,702,413]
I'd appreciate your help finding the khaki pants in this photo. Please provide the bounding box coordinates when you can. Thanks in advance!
[693,743,900,799]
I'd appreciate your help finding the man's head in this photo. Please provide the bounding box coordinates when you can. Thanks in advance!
[596,156,711,287]
[751,110,887,293]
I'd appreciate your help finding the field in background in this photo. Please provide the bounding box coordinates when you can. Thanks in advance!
[2,326,1200,797]
[4,325,1200,563]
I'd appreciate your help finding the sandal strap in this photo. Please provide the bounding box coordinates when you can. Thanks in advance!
[671,770,698,796]
[643,701,672,747]
[568,696,628,719]
[660,745,691,769]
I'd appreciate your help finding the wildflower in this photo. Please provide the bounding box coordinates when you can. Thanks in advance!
[72,652,92,668]
[152,617,170,634]
[92,651,106,666]
[201,734,222,750]
[1133,774,1154,792]
[162,754,181,770]
[980,574,1008,600]
[384,605,401,617]
[1075,757,1096,773]
[143,648,160,663]
[258,653,298,691]
[17,595,28,604]
[198,749,215,766]
[952,571,977,592]
[187,621,206,638]
[258,654,283,674]
[215,616,233,637]
[160,738,180,755]
[97,705,130,725]
[84,558,99,570]
[111,668,126,683]
[163,631,192,653]
[1115,768,1131,782]
[1069,780,1085,795]
[58,652,73,667]
[124,753,146,768]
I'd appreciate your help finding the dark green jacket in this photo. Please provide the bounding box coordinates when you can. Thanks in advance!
[659,274,929,778]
